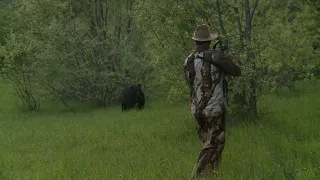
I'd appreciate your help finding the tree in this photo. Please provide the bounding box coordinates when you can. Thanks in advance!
[0,0,154,110]
[134,0,319,118]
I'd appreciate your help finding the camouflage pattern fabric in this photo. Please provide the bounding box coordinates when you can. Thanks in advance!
[191,113,226,179]
[184,50,228,179]
[184,50,228,119]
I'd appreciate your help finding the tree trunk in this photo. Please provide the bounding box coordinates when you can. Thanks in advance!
[234,1,247,107]
[244,0,258,117]
[127,0,133,37]
[218,0,247,108]
[215,0,227,39]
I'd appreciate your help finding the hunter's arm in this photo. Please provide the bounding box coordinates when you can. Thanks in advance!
[212,51,241,77]
[184,56,191,84]
[184,54,197,86]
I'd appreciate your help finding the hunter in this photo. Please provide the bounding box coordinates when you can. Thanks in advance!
[184,24,241,179]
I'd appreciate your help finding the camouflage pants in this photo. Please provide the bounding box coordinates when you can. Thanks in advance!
[191,112,226,179]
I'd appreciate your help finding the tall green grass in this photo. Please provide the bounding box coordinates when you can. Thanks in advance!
[0,79,319,180]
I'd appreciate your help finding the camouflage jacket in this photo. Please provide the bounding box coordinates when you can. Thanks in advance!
[184,49,241,118]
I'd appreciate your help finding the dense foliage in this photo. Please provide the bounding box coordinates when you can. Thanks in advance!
[0,0,319,116]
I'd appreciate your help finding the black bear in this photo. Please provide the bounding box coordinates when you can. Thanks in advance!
[121,84,145,112]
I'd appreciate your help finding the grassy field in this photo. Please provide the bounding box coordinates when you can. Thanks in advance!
[0,79,319,180]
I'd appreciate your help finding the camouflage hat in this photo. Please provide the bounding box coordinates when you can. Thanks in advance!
[192,24,219,42]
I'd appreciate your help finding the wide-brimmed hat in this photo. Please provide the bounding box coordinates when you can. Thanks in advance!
[192,24,219,42]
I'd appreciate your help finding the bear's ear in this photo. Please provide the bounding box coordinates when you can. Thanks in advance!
[131,85,135,89]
